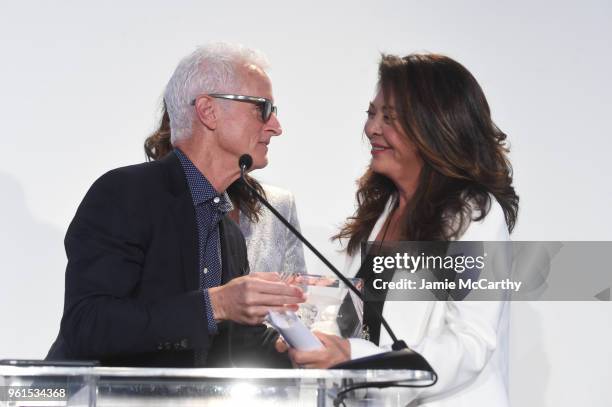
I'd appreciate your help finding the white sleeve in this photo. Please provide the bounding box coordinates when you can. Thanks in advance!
[410,300,505,398]
[424,200,509,392]
[350,301,504,402]
[417,203,510,397]
[349,338,390,359]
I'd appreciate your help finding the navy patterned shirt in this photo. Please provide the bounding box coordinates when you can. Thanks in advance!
[175,148,234,335]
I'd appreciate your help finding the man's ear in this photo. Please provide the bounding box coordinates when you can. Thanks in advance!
[194,96,217,130]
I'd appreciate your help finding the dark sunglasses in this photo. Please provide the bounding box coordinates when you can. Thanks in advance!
[190,94,278,123]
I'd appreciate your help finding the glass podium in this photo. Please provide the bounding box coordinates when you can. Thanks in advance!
[0,362,435,406]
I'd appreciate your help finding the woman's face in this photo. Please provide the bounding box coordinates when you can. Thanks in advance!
[364,90,423,190]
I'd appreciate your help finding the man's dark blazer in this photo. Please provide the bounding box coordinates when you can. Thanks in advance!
[46,153,287,367]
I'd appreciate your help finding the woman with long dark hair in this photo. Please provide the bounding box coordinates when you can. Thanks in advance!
[145,102,306,274]
[278,53,518,405]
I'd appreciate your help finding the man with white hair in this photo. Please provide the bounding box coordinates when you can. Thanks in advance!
[46,43,304,367]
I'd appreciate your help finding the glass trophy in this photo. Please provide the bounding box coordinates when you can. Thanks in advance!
[289,274,364,339]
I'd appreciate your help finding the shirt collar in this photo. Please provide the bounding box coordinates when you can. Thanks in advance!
[174,148,233,213]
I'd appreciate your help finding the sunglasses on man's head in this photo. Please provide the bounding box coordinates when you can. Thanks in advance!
[190,94,278,123]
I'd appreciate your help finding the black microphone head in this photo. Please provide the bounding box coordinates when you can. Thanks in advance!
[239,154,253,170]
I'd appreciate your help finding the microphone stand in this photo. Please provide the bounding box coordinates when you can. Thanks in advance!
[238,155,437,379]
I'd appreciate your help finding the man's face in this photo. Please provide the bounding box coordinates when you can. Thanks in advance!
[214,65,282,170]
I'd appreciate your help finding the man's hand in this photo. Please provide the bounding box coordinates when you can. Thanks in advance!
[208,272,305,325]
[275,331,351,368]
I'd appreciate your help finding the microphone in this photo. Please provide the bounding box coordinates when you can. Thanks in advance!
[237,154,437,378]
[239,154,253,172]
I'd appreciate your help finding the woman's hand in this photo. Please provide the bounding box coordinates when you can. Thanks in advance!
[275,331,351,369]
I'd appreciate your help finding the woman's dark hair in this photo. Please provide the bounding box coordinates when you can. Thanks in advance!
[335,54,519,254]
[144,102,266,222]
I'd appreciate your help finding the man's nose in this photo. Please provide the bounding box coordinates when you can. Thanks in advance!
[266,113,282,136]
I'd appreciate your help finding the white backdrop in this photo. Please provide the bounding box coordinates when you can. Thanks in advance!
[1,1,610,405]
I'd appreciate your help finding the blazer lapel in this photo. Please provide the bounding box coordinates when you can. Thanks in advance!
[172,197,199,290]
[160,153,200,291]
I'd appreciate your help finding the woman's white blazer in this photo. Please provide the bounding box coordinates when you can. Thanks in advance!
[344,196,511,407]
